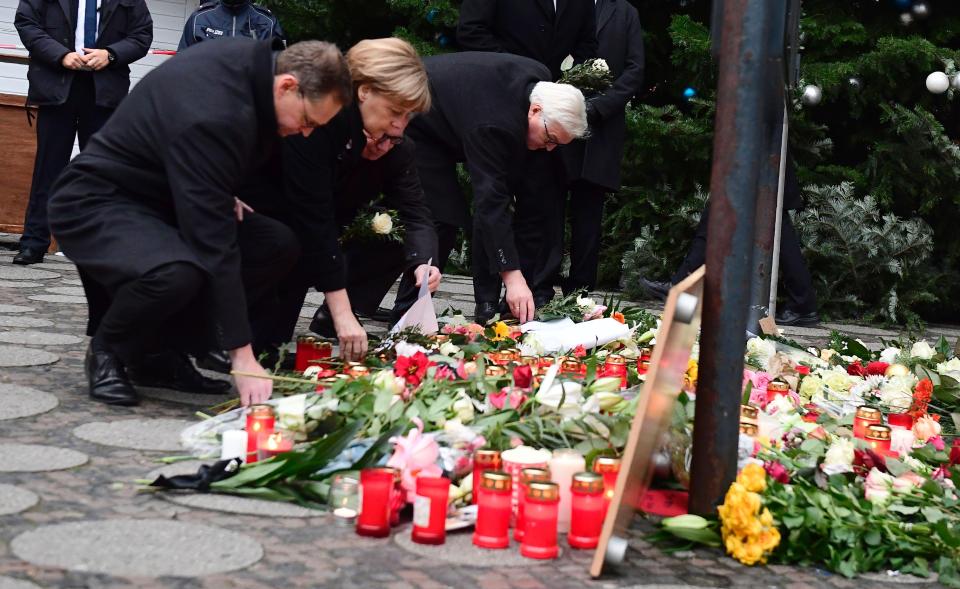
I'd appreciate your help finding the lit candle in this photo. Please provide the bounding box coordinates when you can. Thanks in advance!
[328,474,359,527]
[739,421,759,437]
[473,471,512,549]
[411,476,451,545]
[740,404,759,424]
[865,424,892,455]
[548,449,585,534]
[472,449,501,505]
[603,354,627,388]
[638,359,650,375]
[766,380,790,402]
[520,481,560,560]
[295,336,317,373]
[568,472,605,549]
[640,347,652,361]
[560,358,583,375]
[593,456,621,516]
[853,406,882,439]
[356,467,394,538]
[538,356,555,369]
[514,467,551,542]
[485,365,507,378]
[220,429,248,462]
[256,430,293,462]
[245,405,275,464]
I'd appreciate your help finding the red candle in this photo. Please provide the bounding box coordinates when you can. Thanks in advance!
[865,424,892,454]
[411,476,450,545]
[514,467,551,542]
[245,405,275,464]
[637,359,650,376]
[473,471,512,549]
[603,354,628,388]
[520,481,560,559]
[853,406,882,439]
[256,430,293,461]
[766,381,790,401]
[472,449,501,505]
[593,456,621,516]
[887,412,913,429]
[295,336,317,373]
[568,472,605,549]
[356,468,394,538]
[538,356,555,369]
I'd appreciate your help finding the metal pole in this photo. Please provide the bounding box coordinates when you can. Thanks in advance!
[768,106,789,318]
[689,0,782,515]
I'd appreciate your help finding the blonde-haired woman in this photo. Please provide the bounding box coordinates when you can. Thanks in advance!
[239,37,439,363]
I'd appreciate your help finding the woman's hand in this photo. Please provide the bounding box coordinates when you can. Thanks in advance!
[230,344,272,407]
[414,264,442,293]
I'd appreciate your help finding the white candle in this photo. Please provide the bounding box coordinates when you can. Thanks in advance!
[221,430,248,462]
[549,448,585,534]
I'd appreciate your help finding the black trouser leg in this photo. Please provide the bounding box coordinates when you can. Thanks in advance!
[777,213,817,314]
[671,204,710,284]
[564,181,606,293]
[394,221,458,321]
[342,240,407,316]
[515,150,564,301]
[471,222,502,305]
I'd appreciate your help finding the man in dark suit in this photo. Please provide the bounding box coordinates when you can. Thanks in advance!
[561,0,644,293]
[13,0,153,265]
[400,52,588,323]
[47,39,351,406]
[457,0,598,321]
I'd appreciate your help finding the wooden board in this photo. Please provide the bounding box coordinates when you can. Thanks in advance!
[590,265,705,578]
[0,91,36,235]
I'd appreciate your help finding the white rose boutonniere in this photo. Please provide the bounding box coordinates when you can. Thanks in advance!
[340,205,405,245]
[591,58,609,73]
[371,212,393,235]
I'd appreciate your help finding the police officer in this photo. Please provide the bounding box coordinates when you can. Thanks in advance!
[178,0,284,51]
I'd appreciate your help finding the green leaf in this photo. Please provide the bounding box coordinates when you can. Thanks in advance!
[373,387,394,414]
[742,381,752,405]
[782,514,804,529]
[921,506,946,523]
[663,526,721,547]
[212,459,287,489]
[864,529,882,546]
[885,457,909,476]
[888,504,920,515]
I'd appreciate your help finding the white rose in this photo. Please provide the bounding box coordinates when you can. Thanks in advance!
[452,392,475,423]
[372,369,406,396]
[591,58,609,73]
[879,347,901,364]
[936,357,960,374]
[879,375,917,410]
[910,340,934,360]
[438,341,462,358]
[823,369,853,392]
[746,337,776,366]
[535,381,584,418]
[575,296,596,311]
[821,437,854,475]
[864,468,894,504]
[820,348,837,362]
[798,375,823,400]
[371,212,393,235]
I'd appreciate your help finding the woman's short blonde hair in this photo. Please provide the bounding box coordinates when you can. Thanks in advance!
[346,38,431,113]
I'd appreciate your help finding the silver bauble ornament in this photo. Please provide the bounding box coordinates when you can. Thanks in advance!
[913,2,929,18]
[951,74,960,91]
[900,12,914,26]
[848,77,862,90]
[926,71,950,94]
[652,450,671,480]
[801,84,822,106]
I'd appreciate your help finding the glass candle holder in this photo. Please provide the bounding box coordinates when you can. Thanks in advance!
[411,476,451,545]
[592,456,621,515]
[520,481,560,560]
[887,412,914,430]
[356,467,394,538]
[485,364,508,378]
[740,404,759,423]
[256,430,293,462]
[473,471,512,549]
[739,421,759,437]
[603,354,628,388]
[638,359,650,375]
[538,356,555,369]
[854,406,882,439]
[560,359,583,375]
[766,380,790,401]
[329,474,360,526]
[472,449,501,505]
[514,467,551,542]
[640,347,652,361]
[865,424,892,455]
[245,405,275,464]
[549,449,585,534]
[295,336,317,373]
[568,472,605,549]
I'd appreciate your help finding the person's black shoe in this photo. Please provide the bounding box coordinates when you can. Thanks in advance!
[195,349,231,374]
[474,301,498,325]
[639,278,671,302]
[12,247,44,265]
[309,305,338,338]
[534,294,554,310]
[775,308,820,327]
[128,351,232,395]
[85,345,138,406]
[370,307,393,323]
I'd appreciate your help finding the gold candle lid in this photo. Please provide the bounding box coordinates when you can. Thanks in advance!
[538,356,555,366]
[865,424,891,441]
[434,334,450,343]
[248,404,274,417]
[593,456,622,474]
[605,354,626,366]
[767,381,790,392]
[640,347,652,358]
[561,359,582,372]
[571,471,604,494]
[520,467,551,484]
[474,449,501,467]
[526,481,559,501]
[740,404,759,421]
[315,340,333,350]
[739,422,758,436]
[520,355,539,366]
[485,365,507,377]
[481,470,512,492]
[639,360,651,369]
[297,335,316,344]
[856,405,882,420]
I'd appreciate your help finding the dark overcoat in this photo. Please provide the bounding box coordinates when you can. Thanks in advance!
[15,0,153,107]
[457,0,597,81]
[562,0,644,191]
[407,52,551,274]
[47,38,278,350]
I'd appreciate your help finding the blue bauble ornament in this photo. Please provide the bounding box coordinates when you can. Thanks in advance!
[438,33,449,47]
[683,87,697,99]
[893,0,912,8]
[426,7,438,23]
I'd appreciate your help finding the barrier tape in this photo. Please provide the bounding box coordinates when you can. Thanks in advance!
[0,43,176,55]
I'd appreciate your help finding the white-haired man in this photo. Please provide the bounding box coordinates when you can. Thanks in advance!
[402,52,587,323]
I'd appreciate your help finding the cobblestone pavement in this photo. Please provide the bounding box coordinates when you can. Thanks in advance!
[0,236,952,589]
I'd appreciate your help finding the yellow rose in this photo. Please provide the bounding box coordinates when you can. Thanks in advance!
[737,463,767,493]
[823,369,853,392]
[798,375,823,400]
[492,321,510,341]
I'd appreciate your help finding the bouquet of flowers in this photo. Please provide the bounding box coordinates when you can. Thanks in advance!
[340,207,404,245]
[559,57,614,94]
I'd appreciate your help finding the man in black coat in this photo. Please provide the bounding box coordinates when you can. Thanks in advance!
[13,0,153,265]
[47,39,351,406]
[400,52,588,323]
[457,0,598,321]
[561,0,644,293]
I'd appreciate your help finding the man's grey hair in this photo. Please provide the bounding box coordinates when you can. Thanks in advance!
[530,81,588,139]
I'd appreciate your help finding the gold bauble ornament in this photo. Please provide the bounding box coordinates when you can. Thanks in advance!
[885,363,911,377]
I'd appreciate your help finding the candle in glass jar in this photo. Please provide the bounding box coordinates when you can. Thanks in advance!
[568,472,605,549]
[520,481,560,559]
[473,471,512,549]
[472,449,501,505]
[411,476,450,545]
[865,424,892,455]
[593,456,621,514]
[603,354,627,388]
[245,405,275,464]
[256,430,293,462]
[853,406,882,439]
[514,467,551,542]
[740,404,759,424]
[485,364,507,378]
[548,449,585,534]
[295,336,317,373]
[538,356,555,369]
[356,468,394,538]
[328,474,359,526]
[766,380,790,401]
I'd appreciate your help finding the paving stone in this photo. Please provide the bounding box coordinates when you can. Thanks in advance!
[300,306,318,319]
[27,294,86,304]
[0,304,34,313]
[0,316,54,328]
[0,383,59,420]
[0,345,59,367]
[305,292,325,306]
[73,418,191,451]
[0,331,82,346]
[139,386,233,407]
[30,262,76,271]
[162,492,327,518]
[0,484,40,515]
[45,286,85,296]
[393,526,558,567]
[0,266,60,280]
[10,519,263,577]
[0,444,88,472]
[0,280,43,288]
[859,572,937,584]
[0,576,43,589]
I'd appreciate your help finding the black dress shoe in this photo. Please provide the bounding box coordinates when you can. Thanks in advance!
[775,308,820,327]
[639,277,671,302]
[85,345,138,406]
[474,301,498,325]
[12,247,44,265]
[128,351,232,395]
[309,305,338,338]
[195,349,231,374]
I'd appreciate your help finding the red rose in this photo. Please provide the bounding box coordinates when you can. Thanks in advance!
[854,448,887,475]
[572,345,587,358]
[846,361,867,377]
[796,365,810,375]
[764,461,790,484]
[866,361,889,376]
[394,352,431,386]
[513,365,533,389]
[950,438,960,466]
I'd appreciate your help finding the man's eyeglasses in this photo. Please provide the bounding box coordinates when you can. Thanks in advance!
[543,118,560,147]
[299,91,324,130]
[375,134,405,146]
